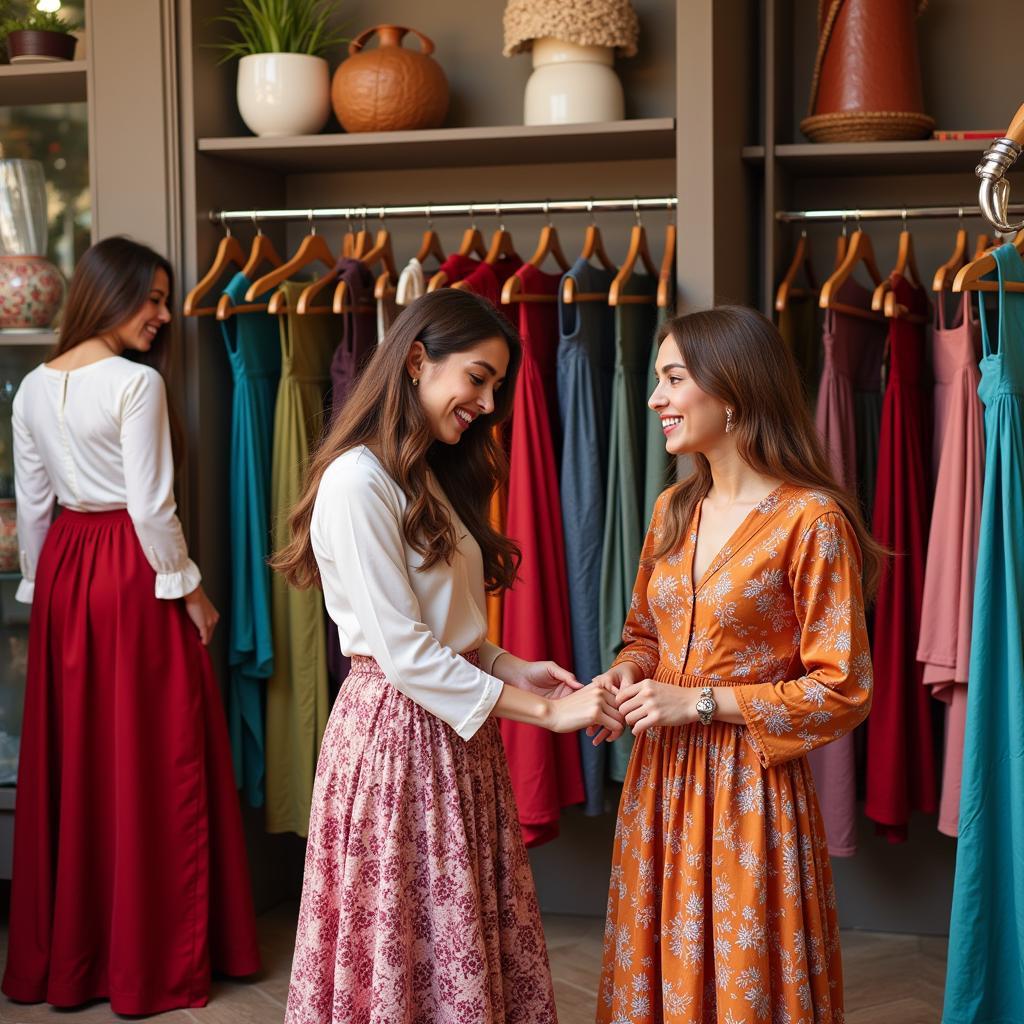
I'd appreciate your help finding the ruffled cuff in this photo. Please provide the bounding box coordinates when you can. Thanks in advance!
[154,559,202,600]
[15,578,34,604]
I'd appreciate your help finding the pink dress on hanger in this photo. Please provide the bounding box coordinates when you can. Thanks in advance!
[917,292,984,837]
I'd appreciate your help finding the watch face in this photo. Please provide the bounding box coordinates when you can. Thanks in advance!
[696,696,715,716]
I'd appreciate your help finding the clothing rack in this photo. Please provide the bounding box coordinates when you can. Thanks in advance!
[777,204,1024,224]
[210,196,678,226]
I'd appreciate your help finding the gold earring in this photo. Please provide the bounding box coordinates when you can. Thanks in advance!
[725,407,734,433]
[411,377,419,387]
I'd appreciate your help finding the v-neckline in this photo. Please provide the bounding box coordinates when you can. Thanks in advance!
[690,482,789,593]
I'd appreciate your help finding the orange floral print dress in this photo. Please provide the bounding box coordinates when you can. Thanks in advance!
[598,483,872,1024]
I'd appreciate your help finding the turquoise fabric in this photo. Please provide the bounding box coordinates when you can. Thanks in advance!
[944,244,1024,1023]
[219,271,280,807]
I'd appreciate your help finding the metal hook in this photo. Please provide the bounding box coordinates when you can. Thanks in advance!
[587,197,596,223]
[468,202,476,229]
[840,212,848,238]
[901,207,908,231]
[958,206,964,222]
[633,197,642,225]
[425,202,433,229]
[250,210,262,236]
[307,209,316,235]
[543,199,552,227]
[496,201,505,233]
[800,227,808,239]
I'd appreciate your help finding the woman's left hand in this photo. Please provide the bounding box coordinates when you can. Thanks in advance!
[616,679,695,736]
[516,660,583,700]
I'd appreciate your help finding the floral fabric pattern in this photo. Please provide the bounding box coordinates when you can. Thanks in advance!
[599,484,872,1023]
[285,654,557,1024]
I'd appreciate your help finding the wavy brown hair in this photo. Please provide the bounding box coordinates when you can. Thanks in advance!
[273,288,523,592]
[653,305,885,600]
[51,236,183,461]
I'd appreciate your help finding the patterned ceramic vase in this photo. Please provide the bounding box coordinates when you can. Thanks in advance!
[0,256,64,328]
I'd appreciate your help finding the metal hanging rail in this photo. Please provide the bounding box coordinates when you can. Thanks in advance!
[210,196,677,226]
[777,203,1024,224]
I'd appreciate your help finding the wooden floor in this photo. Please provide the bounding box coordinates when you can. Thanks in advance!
[0,902,947,1023]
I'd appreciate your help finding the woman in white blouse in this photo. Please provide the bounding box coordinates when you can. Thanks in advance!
[2,238,260,1016]
[274,288,623,1023]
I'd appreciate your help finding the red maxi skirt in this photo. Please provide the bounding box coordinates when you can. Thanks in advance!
[1,509,261,1015]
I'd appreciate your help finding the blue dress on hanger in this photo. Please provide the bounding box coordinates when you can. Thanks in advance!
[219,271,281,807]
[944,243,1024,1023]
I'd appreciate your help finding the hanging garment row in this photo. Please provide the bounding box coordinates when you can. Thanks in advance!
[184,199,676,842]
[772,209,1020,864]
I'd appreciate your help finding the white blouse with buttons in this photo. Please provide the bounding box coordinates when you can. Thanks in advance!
[312,445,506,741]
[12,356,200,604]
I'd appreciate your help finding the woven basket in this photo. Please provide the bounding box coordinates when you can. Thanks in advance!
[800,110,934,143]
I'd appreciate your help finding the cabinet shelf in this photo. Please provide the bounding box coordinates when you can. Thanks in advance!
[197,118,677,173]
[770,139,987,176]
[0,329,56,347]
[0,60,87,106]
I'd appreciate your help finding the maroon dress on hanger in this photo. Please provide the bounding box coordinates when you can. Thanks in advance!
[460,256,522,326]
[865,273,937,842]
[501,263,584,846]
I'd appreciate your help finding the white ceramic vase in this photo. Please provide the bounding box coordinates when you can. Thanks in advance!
[236,53,330,137]
[523,38,624,126]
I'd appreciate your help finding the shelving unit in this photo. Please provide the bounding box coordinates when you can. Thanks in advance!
[198,118,676,173]
[0,329,57,348]
[0,60,87,106]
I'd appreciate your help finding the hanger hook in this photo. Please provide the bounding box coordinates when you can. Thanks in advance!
[587,197,596,224]
[468,202,476,229]
[307,209,316,235]
[901,207,908,231]
[223,219,233,238]
[543,199,552,227]
[633,196,642,226]
[250,210,262,236]
[496,200,505,233]
[840,212,848,238]
[958,206,964,222]
[425,202,433,229]
[854,209,862,230]
[666,196,675,227]
[800,227,808,239]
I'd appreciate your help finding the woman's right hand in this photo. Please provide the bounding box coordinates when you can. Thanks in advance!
[547,684,624,742]
[587,663,644,743]
[183,585,219,645]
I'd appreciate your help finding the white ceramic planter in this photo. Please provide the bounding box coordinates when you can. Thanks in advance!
[523,38,624,126]
[237,53,330,137]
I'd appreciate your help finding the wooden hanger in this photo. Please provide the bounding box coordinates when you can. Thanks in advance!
[609,208,658,306]
[215,221,284,320]
[502,208,568,304]
[183,227,246,316]
[415,215,446,270]
[656,222,676,309]
[871,217,924,313]
[774,229,818,312]
[247,217,336,315]
[352,223,399,306]
[953,228,1024,294]
[428,210,487,291]
[484,221,520,266]
[294,226,373,316]
[973,233,992,258]
[563,211,618,304]
[818,227,885,322]
[932,224,968,293]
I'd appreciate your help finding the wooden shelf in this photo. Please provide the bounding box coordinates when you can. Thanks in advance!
[742,146,765,164]
[0,329,56,347]
[772,139,986,176]
[0,60,87,106]
[197,118,676,173]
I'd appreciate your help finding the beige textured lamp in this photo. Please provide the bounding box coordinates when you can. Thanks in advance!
[503,0,639,126]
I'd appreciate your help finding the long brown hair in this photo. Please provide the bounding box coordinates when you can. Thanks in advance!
[654,305,885,599]
[52,236,183,459]
[273,288,523,592]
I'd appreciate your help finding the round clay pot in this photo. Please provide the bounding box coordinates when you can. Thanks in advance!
[7,29,77,64]
[0,256,64,328]
[237,53,330,138]
[331,25,449,133]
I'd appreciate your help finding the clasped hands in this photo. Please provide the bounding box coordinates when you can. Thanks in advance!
[508,657,696,744]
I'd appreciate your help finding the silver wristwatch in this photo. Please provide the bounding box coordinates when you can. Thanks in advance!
[695,686,717,726]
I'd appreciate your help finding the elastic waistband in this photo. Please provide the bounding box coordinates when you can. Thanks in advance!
[653,664,744,689]
[57,508,131,526]
[349,648,481,677]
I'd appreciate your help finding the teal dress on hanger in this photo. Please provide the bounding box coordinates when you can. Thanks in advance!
[944,243,1024,1023]
[219,271,281,807]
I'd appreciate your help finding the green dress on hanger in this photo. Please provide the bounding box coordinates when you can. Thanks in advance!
[643,306,673,527]
[599,274,659,781]
[265,282,337,836]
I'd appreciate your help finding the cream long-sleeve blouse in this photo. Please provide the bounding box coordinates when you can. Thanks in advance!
[12,357,201,604]
[312,445,506,740]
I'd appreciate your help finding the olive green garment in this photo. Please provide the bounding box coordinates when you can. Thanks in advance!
[643,306,674,527]
[600,275,659,781]
[265,282,338,836]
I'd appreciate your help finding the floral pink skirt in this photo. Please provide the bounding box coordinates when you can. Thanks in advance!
[284,653,557,1024]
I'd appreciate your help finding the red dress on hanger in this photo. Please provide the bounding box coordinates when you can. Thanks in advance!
[865,274,937,841]
[500,263,584,846]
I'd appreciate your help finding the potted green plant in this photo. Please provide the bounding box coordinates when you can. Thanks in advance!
[2,7,78,64]
[211,0,347,138]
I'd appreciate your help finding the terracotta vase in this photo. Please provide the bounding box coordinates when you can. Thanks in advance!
[802,0,932,142]
[331,25,449,133]
[0,256,64,328]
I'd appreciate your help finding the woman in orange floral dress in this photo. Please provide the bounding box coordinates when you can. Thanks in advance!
[593,306,883,1023]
